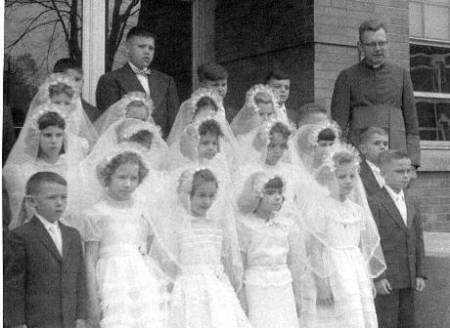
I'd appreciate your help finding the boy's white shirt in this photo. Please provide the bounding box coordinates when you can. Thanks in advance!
[128,61,151,96]
[35,212,63,255]
[366,159,385,188]
[384,185,407,225]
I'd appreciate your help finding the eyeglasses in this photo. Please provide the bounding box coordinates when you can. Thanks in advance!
[362,41,389,48]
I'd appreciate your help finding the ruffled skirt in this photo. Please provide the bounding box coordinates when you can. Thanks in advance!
[96,244,169,328]
[300,248,378,328]
[169,265,251,328]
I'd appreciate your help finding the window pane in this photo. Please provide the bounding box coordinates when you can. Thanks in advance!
[416,97,450,141]
[410,44,450,93]
[424,5,449,40]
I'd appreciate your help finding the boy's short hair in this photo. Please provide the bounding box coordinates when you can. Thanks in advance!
[298,103,328,123]
[126,26,156,41]
[379,150,410,168]
[265,68,290,83]
[359,19,387,42]
[197,63,229,82]
[198,119,224,138]
[26,172,67,196]
[360,126,389,145]
[53,58,82,74]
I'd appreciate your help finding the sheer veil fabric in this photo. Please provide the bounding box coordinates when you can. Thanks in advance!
[4,104,89,229]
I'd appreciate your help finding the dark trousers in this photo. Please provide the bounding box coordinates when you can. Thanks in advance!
[375,288,415,328]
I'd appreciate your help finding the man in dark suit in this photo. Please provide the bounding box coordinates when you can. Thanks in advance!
[53,58,101,123]
[4,172,86,328]
[358,126,389,196]
[331,19,420,167]
[368,150,426,328]
[96,26,180,138]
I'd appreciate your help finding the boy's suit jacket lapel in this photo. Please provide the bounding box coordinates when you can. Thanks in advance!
[121,64,147,94]
[32,217,62,262]
[360,160,380,192]
[379,187,407,231]
[60,223,73,260]
[405,193,415,230]
[148,74,162,110]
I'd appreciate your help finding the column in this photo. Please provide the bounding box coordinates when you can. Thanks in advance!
[192,0,216,90]
[82,0,106,105]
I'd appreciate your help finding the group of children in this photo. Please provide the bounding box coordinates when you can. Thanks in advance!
[3,62,425,328]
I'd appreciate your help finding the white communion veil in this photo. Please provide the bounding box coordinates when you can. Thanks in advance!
[148,167,244,291]
[303,143,386,279]
[27,73,98,147]
[94,91,155,135]
[4,104,89,229]
[167,88,232,146]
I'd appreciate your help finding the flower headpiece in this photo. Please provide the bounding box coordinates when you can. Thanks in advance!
[96,145,147,185]
[39,73,79,103]
[302,121,341,149]
[245,84,277,114]
[118,118,162,141]
[29,104,69,134]
[319,143,361,173]
[122,91,154,116]
[189,88,225,120]
[177,167,210,196]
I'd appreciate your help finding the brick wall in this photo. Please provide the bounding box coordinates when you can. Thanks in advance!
[215,0,315,111]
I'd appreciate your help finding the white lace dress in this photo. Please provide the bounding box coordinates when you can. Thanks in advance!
[300,197,378,328]
[237,214,303,328]
[84,197,169,328]
[169,226,251,328]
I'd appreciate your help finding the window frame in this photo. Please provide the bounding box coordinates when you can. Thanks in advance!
[409,38,450,170]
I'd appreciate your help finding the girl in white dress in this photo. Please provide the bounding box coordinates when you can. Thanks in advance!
[151,168,251,328]
[235,171,306,328]
[300,145,386,328]
[28,72,98,147]
[84,149,169,328]
[3,104,88,229]
[94,91,154,135]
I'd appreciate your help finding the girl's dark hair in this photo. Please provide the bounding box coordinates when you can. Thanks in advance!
[48,82,75,99]
[254,92,272,105]
[127,130,154,150]
[269,122,291,139]
[198,119,224,138]
[194,97,218,117]
[37,111,66,130]
[190,168,218,197]
[264,176,284,190]
[98,151,148,187]
[126,100,148,111]
[317,128,336,142]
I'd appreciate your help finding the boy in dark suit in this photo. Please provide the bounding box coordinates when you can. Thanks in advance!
[368,150,426,328]
[96,26,180,138]
[4,172,86,328]
[53,58,101,123]
[265,69,294,126]
[359,126,389,196]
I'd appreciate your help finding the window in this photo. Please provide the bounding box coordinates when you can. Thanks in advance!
[410,1,450,143]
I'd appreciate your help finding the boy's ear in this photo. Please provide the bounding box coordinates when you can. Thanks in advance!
[24,195,37,208]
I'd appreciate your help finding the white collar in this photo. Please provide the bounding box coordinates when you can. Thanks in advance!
[385,185,404,201]
[128,61,151,74]
[35,212,60,230]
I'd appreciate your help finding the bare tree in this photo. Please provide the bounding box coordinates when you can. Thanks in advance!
[5,0,141,72]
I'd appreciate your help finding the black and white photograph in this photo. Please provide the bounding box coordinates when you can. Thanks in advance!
[2,1,450,327]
